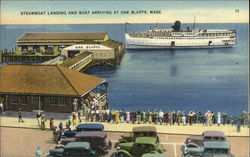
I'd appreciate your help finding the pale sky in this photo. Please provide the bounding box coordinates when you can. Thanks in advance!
[0,0,249,24]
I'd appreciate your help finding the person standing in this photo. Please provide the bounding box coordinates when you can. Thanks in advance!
[115,111,120,124]
[230,116,235,126]
[77,110,82,123]
[210,112,214,126]
[217,112,221,126]
[72,112,77,125]
[0,102,3,114]
[35,146,42,157]
[182,112,186,125]
[142,110,146,123]
[59,121,63,132]
[137,110,141,124]
[148,110,152,124]
[18,108,24,123]
[126,110,130,123]
[159,110,164,125]
[222,112,227,125]
[177,111,181,125]
[165,111,169,125]
[236,116,242,132]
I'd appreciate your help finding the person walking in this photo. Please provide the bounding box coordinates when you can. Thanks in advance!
[210,112,214,126]
[40,116,46,130]
[154,110,158,124]
[49,118,54,130]
[222,112,227,125]
[36,111,41,126]
[18,108,24,123]
[35,146,42,157]
[165,111,169,125]
[0,102,3,114]
[72,112,77,125]
[242,111,247,127]
[59,121,63,132]
[137,110,141,124]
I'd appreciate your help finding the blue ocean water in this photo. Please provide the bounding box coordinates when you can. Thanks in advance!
[0,23,248,115]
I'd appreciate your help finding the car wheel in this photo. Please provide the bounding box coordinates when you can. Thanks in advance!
[117,152,130,157]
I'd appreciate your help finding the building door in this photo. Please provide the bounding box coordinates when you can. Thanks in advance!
[33,96,44,111]
[171,41,175,47]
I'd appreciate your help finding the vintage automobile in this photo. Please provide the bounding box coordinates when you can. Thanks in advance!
[181,131,233,157]
[46,142,97,157]
[60,123,104,144]
[114,136,165,157]
[181,141,233,157]
[75,131,112,155]
[76,123,104,132]
[115,126,158,147]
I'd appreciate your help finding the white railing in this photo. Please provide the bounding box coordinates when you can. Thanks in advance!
[42,55,64,65]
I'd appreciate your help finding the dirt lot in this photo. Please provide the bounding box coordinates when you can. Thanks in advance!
[0,127,249,157]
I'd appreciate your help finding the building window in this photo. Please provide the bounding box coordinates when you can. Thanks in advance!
[20,96,27,105]
[49,96,57,105]
[33,96,40,105]
[11,95,19,104]
[59,97,66,106]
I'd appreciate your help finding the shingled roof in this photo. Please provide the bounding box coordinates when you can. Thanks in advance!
[18,32,108,41]
[0,64,105,96]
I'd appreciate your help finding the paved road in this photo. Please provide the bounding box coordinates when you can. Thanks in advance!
[0,127,249,157]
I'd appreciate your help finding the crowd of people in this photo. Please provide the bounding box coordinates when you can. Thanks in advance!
[83,108,248,127]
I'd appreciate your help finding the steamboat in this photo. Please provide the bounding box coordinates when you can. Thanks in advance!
[125,21,237,49]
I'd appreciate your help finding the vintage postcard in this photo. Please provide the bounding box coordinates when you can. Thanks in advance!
[0,0,249,157]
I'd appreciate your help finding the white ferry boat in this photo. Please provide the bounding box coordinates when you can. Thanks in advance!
[125,21,237,49]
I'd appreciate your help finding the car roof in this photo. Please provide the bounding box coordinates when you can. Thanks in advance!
[75,131,107,138]
[203,141,230,149]
[132,126,157,132]
[76,123,104,130]
[202,131,226,137]
[186,136,203,146]
[64,142,90,149]
[135,137,157,145]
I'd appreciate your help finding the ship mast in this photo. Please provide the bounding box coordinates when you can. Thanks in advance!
[192,16,196,31]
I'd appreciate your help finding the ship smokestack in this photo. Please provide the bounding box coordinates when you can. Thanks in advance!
[172,21,181,32]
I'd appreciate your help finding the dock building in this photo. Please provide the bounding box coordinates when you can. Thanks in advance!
[0,64,108,113]
[17,32,109,55]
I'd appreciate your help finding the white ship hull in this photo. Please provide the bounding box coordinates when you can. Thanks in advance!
[125,34,237,49]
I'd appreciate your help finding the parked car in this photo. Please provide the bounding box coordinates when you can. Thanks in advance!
[76,123,104,132]
[181,131,233,157]
[181,141,233,157]
[75,131,111,155]
[115,126,158,148]
[46,142,97,157]
[114,136,165,157]
[60,123,104,144]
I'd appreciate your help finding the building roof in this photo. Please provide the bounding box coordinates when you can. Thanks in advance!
[0,64,105,96]
[202,131,226,138]
[101,39,122,49]
[18,32,108,41]
[61,52,92,67]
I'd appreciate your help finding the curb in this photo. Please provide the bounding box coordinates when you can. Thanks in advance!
[1,125,249,137]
